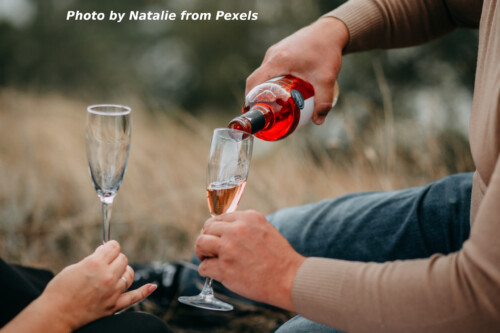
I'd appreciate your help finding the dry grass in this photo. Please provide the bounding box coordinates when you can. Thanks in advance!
[0,90,212,268]
[0,89,474,331]
[0,88,474,267]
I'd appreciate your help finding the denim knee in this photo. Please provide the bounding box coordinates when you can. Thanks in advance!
[275,315,344,333]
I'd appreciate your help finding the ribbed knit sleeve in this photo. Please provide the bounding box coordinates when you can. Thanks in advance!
[324,0,481,53]
[293,148,500,331]
[293,251,500,331]
[290,1,499,331]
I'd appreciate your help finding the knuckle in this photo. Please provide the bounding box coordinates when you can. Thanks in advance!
[203,221,212,233]
[138,288,147,300]
[246,75,255,87]
[246,209,264,223]
[129,292,140,304]
[316,71,334,85]
[195,238,204,253]
[106,306,116,316]
[87,255,103,268]
[265,44,279,58]
[103,272,115,286]
[196,234,207,246]
[129,267,135,280]
[263,47,274,60]
[233,223,247,234]
[268,49,289,64]
[264,45,274,56]
[198,262,208,276]
[261,227,272,240]
[121,254,128,267]
[317,72,336,87]
[220,239,235,254]
[219,252,233,268]
[107,240,120,251]
[246,209,260,218]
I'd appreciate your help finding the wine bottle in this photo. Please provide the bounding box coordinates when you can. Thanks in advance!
[228,75,339,141]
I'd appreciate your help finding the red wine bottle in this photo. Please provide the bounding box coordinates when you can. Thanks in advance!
[228,75,339,141]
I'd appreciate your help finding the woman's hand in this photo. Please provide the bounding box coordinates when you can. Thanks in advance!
[36,241,157,331]
[196,210,306,311]
[246,17,349,125]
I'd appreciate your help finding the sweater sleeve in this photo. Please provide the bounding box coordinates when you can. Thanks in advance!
[324,0,481,53]
[292,152,500,332]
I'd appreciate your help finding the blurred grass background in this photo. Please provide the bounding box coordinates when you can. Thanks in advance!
[0,0,477,330]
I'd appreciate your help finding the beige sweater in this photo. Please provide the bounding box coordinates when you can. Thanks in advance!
[292,0,500,331]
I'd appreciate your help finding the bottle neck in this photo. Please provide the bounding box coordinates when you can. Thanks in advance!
[228,105,271,135]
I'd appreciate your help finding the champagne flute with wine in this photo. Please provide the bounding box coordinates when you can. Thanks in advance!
[178,128,253,311]
[86,104,131,243]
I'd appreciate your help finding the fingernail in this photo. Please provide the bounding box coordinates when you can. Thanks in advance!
[147,284,158,293]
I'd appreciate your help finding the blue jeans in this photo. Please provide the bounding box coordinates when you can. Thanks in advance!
[271,173,472,332]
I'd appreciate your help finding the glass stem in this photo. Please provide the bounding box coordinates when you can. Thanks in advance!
[200,278,215,297]
[102,201,113,242]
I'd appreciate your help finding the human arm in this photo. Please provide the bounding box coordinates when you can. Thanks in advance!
[196,155,500,331]
[0,241,157,333]
[327,0,481,53]
[247,0,481,125]
[290,153,500,331]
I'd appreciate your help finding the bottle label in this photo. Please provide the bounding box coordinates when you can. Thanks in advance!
[291,89,304,109]
[297,96,314,130]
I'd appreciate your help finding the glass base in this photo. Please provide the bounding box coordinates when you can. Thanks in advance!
[178,294,234,311]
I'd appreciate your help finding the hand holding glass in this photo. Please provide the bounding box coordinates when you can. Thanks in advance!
[86,105,131,242]
[178,128,253,311]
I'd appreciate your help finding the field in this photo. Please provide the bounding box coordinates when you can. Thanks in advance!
[0,89,474,331]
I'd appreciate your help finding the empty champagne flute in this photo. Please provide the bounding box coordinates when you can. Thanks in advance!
[86,104,131,242]
[178,128,253,311]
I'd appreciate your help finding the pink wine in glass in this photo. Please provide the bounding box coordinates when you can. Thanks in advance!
[206,175,247,216]
[228,75,339,141]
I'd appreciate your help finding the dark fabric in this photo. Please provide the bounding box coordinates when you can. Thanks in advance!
[75,312,172,333]
[0,259,53,328]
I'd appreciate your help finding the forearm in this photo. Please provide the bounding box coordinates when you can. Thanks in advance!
[292,156,500,331]
[1,297,72,333]
[326,0,481,54]
[293,254,491,332]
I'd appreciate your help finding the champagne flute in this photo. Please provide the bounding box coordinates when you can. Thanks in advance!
[86,104,131,242]
[178,128,253,311]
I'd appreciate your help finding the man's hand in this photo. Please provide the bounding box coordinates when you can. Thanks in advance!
[246,17,349,125]
[196,210,306,312]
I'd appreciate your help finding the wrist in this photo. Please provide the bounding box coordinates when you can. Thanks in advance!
[280,253,306,312]
[315,16,349,52]
[4,295,75,333]
[35,293,75,332]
